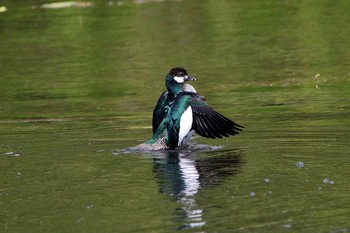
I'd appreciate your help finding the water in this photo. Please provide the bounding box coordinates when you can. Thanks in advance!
[1,1,350,232]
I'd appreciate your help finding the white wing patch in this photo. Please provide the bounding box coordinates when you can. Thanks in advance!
[180,130,195,146]
[174,76,185,83]
[178,106,193,146]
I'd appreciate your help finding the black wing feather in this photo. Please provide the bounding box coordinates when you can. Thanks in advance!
[177,92,244,139]
[152,91,169,134]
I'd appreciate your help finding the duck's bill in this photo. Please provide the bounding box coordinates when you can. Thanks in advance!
[185,75,196,81]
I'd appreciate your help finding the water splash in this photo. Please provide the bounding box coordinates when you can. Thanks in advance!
[113,141,224,155]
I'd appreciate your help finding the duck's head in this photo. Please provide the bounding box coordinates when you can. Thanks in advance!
[165,67,196,97]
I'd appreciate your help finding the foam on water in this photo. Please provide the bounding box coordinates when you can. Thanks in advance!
[113,140,224,155]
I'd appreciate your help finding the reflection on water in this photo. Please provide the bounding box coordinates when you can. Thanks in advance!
[152,149,241,230]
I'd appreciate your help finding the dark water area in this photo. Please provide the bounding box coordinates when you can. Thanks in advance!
[1,1,349,232]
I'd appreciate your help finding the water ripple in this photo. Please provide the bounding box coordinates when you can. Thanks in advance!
[151,149,242,230]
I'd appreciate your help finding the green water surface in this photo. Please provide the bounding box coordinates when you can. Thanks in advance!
[1,1,349,232]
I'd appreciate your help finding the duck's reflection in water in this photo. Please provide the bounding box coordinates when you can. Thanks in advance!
[152,149,241,230]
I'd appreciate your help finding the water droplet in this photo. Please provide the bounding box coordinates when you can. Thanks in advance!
[282,224,292,228]
[295,161,304,168]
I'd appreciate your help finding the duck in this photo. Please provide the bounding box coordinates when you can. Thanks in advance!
[152,67,196,142]
[144,67,243,150]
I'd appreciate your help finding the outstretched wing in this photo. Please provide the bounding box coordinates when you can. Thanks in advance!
[152,91,170,134]
[184,92,244,139]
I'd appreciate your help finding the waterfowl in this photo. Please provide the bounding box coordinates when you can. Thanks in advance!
[147,67,243,150]
[152,67,196,141]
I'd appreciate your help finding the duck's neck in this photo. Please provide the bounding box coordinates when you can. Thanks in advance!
[167,84,182,101]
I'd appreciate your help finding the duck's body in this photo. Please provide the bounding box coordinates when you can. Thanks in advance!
[146,67,243,150]
[152,83,197,134]
[152,68,196,137]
